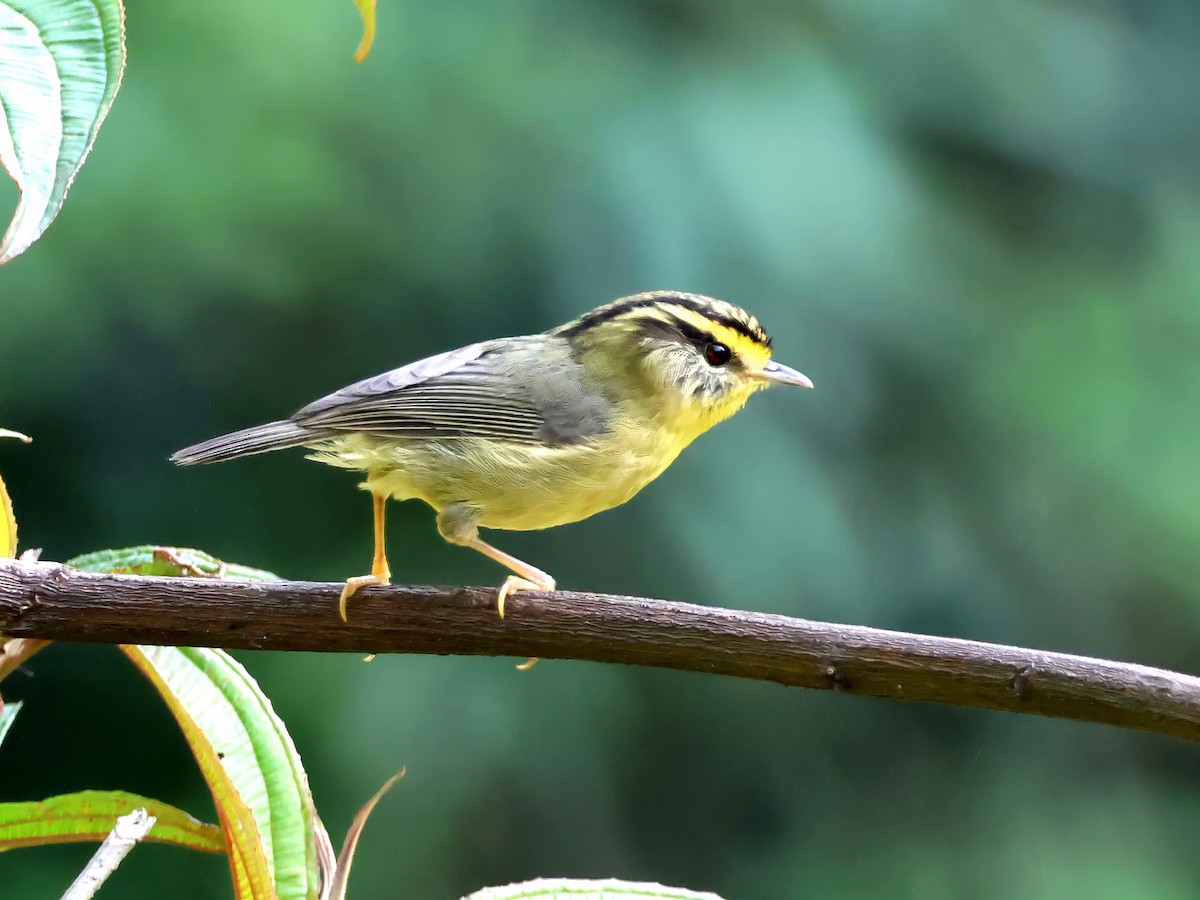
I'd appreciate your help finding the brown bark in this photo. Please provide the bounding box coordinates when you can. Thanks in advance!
[1,558,1198,743]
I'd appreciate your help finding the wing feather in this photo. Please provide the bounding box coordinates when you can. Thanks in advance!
[291,339,562,444]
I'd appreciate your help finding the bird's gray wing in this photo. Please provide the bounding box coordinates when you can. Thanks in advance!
[292,338,609,445]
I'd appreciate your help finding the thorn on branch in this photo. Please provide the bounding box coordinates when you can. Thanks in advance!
[1010,665,1034,699]
[823,664,850,690]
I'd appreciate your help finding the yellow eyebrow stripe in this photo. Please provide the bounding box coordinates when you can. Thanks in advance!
[665,307,773,368]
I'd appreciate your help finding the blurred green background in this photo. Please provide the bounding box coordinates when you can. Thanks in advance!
[3,0,1200,897]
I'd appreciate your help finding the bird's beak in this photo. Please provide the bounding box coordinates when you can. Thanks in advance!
[760,360,814,389]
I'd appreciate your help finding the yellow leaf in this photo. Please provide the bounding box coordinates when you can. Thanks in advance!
[120,647,275,899]
[352,0,376,63]
[0,472,15,558]
[0,639,52,685]
[0,430,31,558]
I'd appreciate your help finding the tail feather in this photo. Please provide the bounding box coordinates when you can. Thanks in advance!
[171,420,313,466]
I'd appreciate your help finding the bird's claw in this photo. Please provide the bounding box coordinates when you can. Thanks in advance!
[496,574,546,620]
[495,574,555,672]
[338,572,390,622]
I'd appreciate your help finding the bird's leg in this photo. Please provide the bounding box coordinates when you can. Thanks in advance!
[370,490,390,579]
[436,504,556,620]
[466,543,556,620]
[338,491,391,622]
[459,534,554,671]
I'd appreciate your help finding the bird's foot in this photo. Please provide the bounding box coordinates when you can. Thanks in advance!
[338,571,391,622]
[496,573,555,620]
[496,573,555,672]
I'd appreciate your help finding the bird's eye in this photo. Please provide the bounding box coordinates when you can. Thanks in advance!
[704,342,732,366]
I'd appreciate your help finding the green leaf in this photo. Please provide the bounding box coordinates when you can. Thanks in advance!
[0,699,21,748]
[120,646,318,900]
[0,0,126,264]
[0,429,31,557]
[67,546,279,581]
[463,881,726,900]
[0,789,224,854]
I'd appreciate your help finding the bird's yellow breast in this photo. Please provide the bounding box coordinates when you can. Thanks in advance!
[309,408,710,532]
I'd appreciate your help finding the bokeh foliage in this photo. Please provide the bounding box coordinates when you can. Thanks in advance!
[2,1,1200,897]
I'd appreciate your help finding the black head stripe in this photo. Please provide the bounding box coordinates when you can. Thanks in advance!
[663,312,713,346]
[556,292,772,349]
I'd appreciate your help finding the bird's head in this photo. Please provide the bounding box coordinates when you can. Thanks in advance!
[552,290,812,437]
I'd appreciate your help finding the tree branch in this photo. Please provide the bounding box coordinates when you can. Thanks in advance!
[61,808,157,900]
[1,558,1198,743]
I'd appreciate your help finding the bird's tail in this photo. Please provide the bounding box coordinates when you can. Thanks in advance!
[171,420,313,466]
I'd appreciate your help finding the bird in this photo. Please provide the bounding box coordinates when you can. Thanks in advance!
[171,290,813,623]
